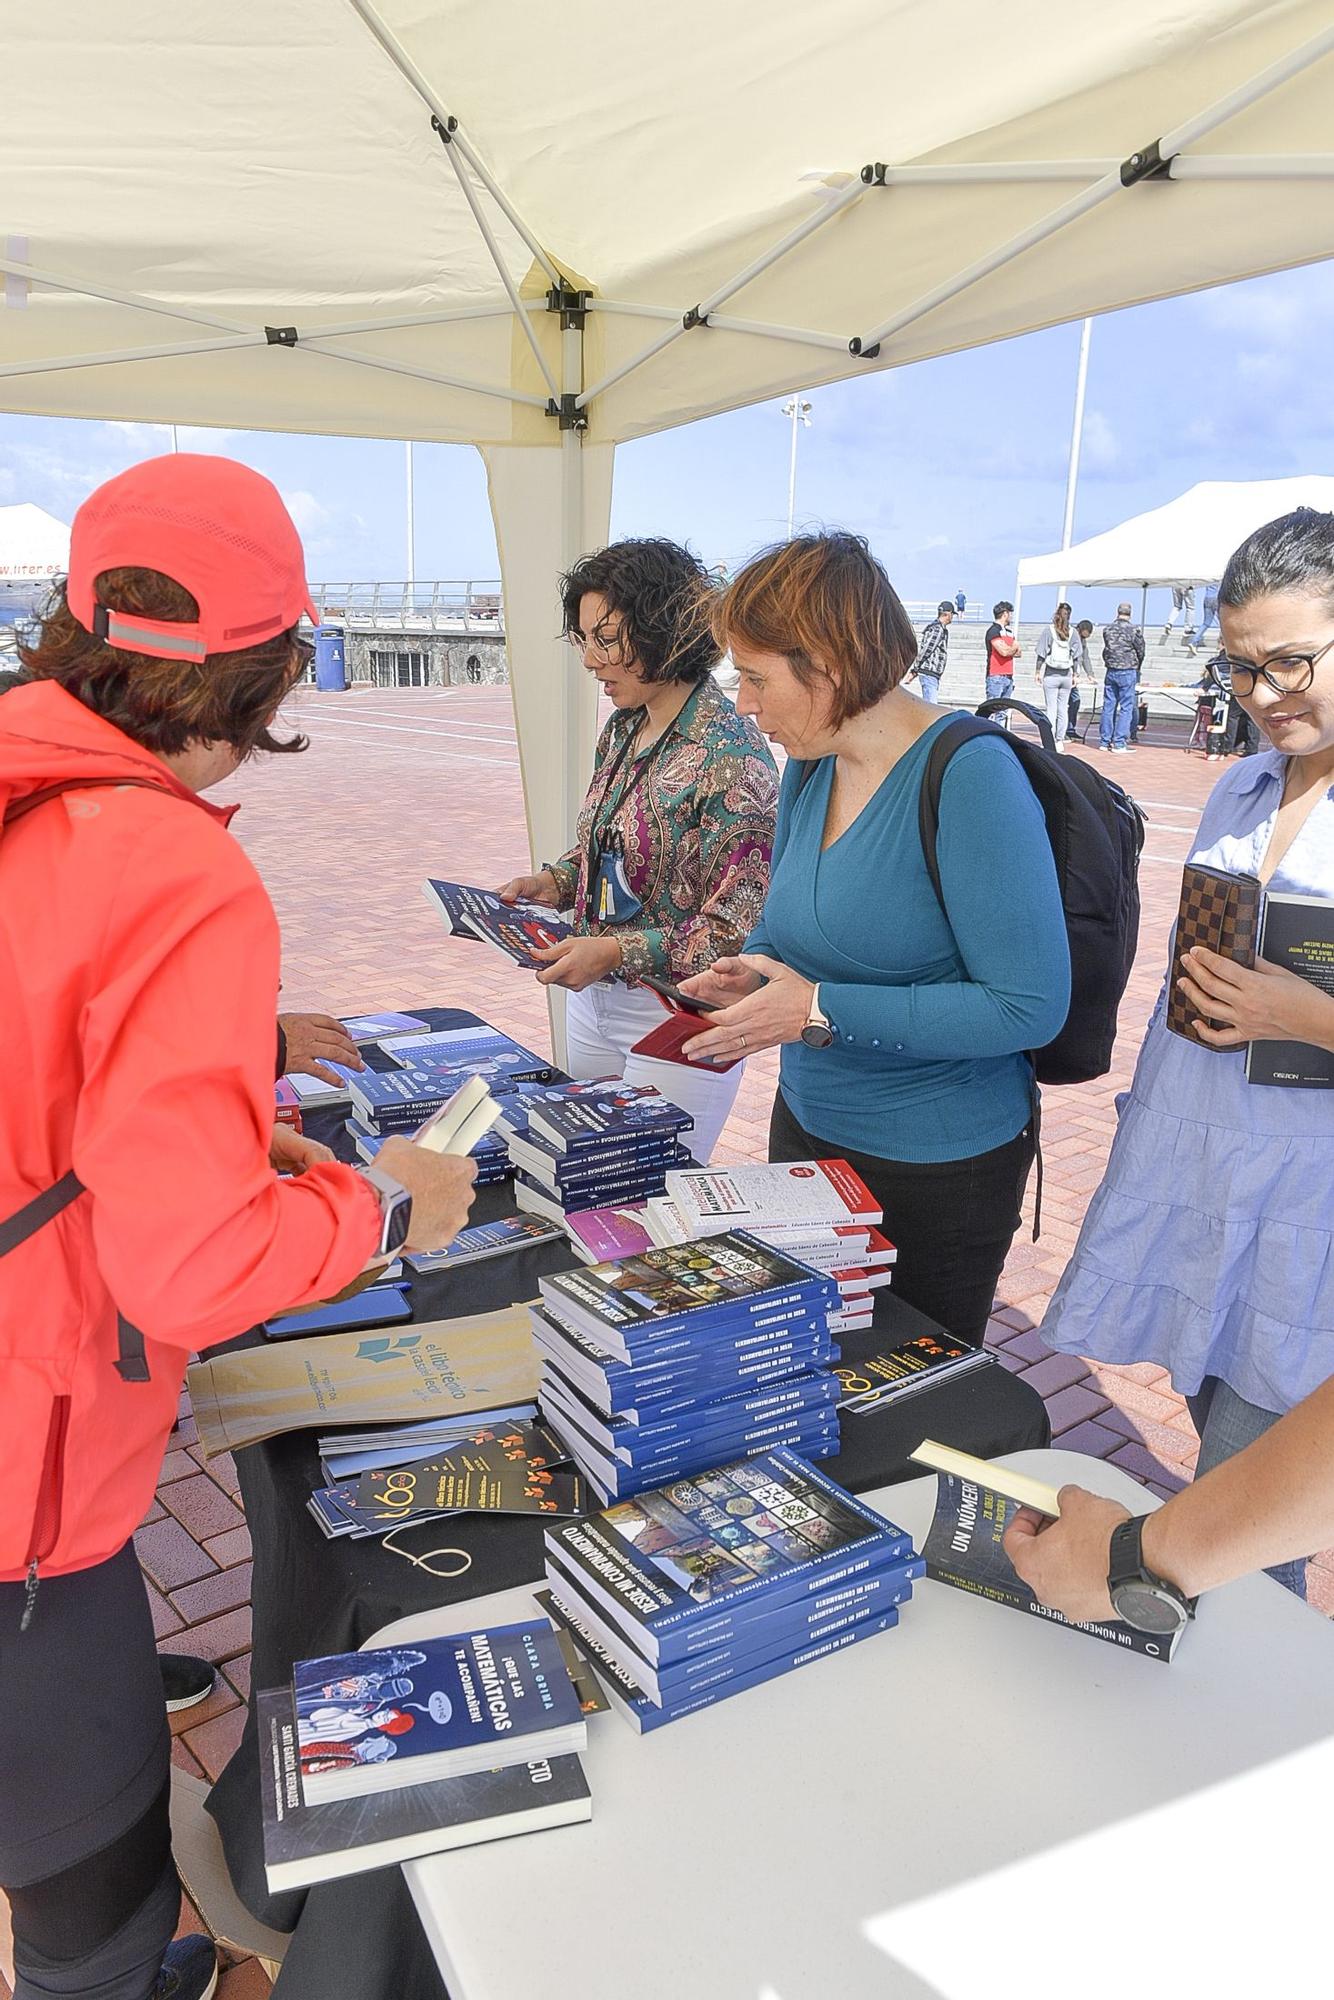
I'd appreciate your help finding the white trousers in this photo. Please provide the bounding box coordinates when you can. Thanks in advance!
[1039,670,1072,742]
[563,981,744,1164]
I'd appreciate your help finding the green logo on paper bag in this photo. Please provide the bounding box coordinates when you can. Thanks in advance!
[355,1334,422,1363]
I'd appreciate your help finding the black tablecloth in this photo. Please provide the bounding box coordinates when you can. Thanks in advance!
[206,1009,1048,1999]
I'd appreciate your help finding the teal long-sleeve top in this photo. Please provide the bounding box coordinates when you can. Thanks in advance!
[745,714,1071,1163]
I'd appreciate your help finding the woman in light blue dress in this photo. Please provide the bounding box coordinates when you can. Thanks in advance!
[1043,509,1334,1596]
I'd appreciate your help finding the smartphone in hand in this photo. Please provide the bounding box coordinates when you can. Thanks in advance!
[640,973,721,1017]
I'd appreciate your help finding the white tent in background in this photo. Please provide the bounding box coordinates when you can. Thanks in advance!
[0,503,70,580]
[1017,475,1334,592]
[4,2,1334,1041]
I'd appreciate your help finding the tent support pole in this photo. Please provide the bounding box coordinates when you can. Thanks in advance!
[433,124,562,402]
[342,0,563,287]
[588,300,852,352]
[1056,317,1092,601]
[577,175,868,409]
[852,18,1334,357]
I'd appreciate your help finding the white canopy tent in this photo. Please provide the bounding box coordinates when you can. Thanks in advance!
[1017,476,1334,597]
[0,504,70,581]
[5,1,1334,950]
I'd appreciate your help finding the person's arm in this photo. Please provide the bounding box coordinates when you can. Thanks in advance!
[74,826,383,1349]
[1133,628,1146,667]
[1005,1372,1334,1619]
[1035,628,1051,670]
[614,741,779,982]
[815,739,1071,1056]
[993,632,1019,660]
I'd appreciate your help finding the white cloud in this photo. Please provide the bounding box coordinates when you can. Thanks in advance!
[281,488,335,540]
[1081,409,1119,471]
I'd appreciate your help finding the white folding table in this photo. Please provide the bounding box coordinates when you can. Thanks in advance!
[368,1449,1334,2000]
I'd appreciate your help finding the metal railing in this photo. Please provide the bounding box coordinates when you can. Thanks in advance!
[309,581,504,633]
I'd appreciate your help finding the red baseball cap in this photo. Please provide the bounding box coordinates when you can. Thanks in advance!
[67,453,318,663]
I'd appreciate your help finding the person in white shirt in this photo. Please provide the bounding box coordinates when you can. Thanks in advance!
[1034,600,1078,748]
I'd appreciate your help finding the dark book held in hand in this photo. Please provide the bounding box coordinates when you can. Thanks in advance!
[1166,861,1260,1044]
[922,1466,1188,1662]
[1245,891,1334,1089]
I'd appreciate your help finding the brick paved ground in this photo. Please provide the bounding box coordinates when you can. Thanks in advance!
[3,684,1329,1998]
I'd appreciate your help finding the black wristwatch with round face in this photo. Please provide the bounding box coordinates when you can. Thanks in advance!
[1107,1516,1193,1636]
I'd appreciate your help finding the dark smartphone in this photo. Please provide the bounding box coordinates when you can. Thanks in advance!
[640,973,721,1017]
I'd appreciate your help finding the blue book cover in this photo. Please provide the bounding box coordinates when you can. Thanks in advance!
[551,1589,904,1732]
[529,1307,836,1417]
[404,1215,562,1272]
[515,1170,672,1216]
[531,1297,836,1386]
[541,1366,839,1466]
[519,1083,695,1152]
[294,1624,586,1802]
[544,1449,914,1665]
[556,1416,843,1507]
[539,1233,835,1360]
[541,1364,840,1456]
[347,1068,456,1126]
[340,1011,431,1044]
[422,879,572,968]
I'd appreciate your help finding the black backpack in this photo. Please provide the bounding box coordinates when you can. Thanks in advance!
[919,698,1145,1084]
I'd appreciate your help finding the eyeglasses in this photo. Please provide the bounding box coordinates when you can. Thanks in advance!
[1221,635,1334,697]
[566,616,629,663]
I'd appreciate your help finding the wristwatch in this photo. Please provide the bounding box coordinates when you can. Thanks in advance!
[1107,1516,1193,1636]
[800,984,835,1050]
[359,1163,414,1258]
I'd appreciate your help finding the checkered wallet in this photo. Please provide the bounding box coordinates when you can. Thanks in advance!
[1166,862,1261,1042]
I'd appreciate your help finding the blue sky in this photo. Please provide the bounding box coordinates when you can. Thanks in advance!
[2,258,1332,626]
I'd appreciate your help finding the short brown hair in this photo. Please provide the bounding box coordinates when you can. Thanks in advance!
[714,532,917,727]
[19,568,309,759]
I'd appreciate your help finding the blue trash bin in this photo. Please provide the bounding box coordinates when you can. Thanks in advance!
[313,626,346,692]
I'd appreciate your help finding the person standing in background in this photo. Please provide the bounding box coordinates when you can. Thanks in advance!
[954,587,966,616]
[983,600,1019,705]
[911,600,953,705]
[1186,580,1221,655]
[1100,600,1145,753]
[1034,600,1077,749]
[1162,582,1196,644]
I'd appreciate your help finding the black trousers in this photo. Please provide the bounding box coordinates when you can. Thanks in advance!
[769,1090,1035,1345]
[0,1543,179,2000]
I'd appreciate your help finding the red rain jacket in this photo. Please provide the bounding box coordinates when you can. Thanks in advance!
[0,681,379,1584]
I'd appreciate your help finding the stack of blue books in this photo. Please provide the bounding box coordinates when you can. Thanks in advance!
[531,1230,843,1502]
[377,1024,557,1095]
[498,1081,693,1225]
[344,1116,512,1186]
[344,1069,512,1186]
[541,1447,922,1731]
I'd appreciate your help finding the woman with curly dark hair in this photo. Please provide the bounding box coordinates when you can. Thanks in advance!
[498,538,777,1159]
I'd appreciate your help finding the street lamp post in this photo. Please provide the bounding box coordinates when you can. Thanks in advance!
[781,395,812,539]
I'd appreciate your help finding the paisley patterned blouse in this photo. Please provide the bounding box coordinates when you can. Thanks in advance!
[543,676,777,984]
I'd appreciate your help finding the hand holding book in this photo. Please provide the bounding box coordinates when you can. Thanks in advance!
[1001,1485,1131,1625]
[1178,943,1334,1052]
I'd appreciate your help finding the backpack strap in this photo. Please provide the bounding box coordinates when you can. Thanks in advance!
[917,713,1046,1243]
[0,1170,85,1256]
[1,778,165,1383]
[916,714,1001,914]
[2,776,171,828]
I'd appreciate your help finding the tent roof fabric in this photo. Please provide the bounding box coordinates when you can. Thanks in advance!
[1016,475,1334,588]
[0,503,71,579]
[3,0,1334,446]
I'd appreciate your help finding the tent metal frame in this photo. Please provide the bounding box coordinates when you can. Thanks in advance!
[3,14,1332,426]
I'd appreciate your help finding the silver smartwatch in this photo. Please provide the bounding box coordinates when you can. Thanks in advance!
[359,1164,413,1257]
[800,983,835,1050]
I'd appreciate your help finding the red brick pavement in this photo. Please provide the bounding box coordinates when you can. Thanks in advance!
[3,691,1328,2000]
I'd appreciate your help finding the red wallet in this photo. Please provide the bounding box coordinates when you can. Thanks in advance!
[629,997,740,1071]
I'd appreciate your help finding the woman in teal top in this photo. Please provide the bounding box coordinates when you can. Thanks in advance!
[682,533,1070,1342]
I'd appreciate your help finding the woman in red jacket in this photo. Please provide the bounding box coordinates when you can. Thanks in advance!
[0,456,475,2000]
